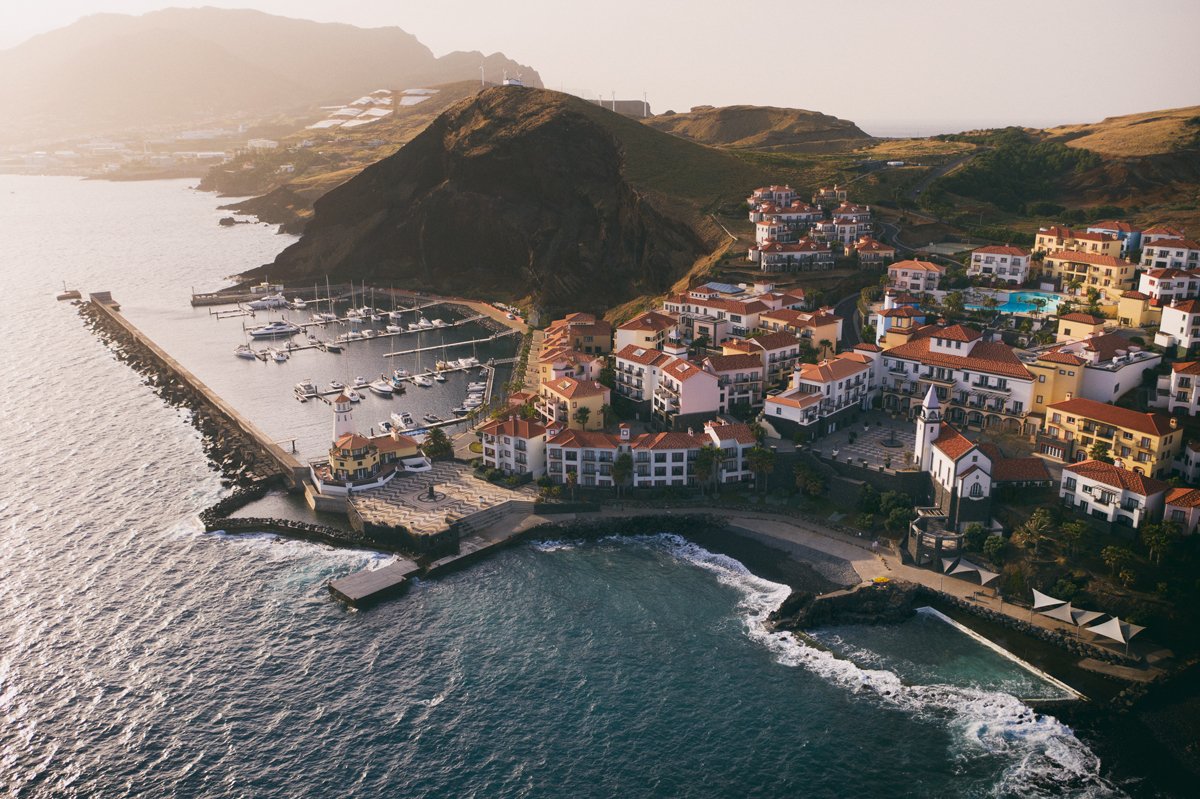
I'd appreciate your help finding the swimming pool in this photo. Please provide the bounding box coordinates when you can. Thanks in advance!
[966,290,1063,315]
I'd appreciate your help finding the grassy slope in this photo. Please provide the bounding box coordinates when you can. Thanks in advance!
[642,105,871,153]
[1044,105,1200,157]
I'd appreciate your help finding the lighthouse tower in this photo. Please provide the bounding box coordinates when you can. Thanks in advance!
[913,385,941,471]
[331,393,355,443]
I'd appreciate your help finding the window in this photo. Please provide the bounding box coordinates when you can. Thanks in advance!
[1064,477,1077,491]
[969,482,983,498]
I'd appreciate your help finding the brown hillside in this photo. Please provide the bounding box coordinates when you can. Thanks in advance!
[1044,106,1200,157]
[644,104,871,153]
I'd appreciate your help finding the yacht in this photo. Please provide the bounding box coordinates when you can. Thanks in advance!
[379,420,393,433]
[352,376,370,390]
[234,344,257,360]
[248,293,287,310]
[290,298,308,309]
[468,382,487,391]
[346,330,363,341]
[423,413,443,423]
[248,320,300,339]
[464,397,483,409]
[417,317,434,329]
[327,380,344,392]
[270,348,289,362]
[346,389,363,403]
[407,322,421,331]
[392,368,409,380]
[386,324,403,334]
[323,341,343,353]
[388,310,406,322]
[294,379,318,398]
[389,374,408,391]
[368,379,394,397]
[459,356,480,368]
[362,329,376,338]
[433,371,447,382]
[411,374,434,388]
[314,311,338,322]
[431,318,447,328]
[400,412,415,427]
[452,405,468,416]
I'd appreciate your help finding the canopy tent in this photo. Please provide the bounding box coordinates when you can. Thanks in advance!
[1032,589,1066,610]
[1087,617,1146,645]
[941,558,958,573]
[949,559,999,586]
[1071,609,1105,627]
[1042,603,1077,624]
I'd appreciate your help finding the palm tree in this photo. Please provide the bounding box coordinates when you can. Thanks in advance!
[612,452,632,497]
[746,446,775,493]
[565,469,578,502]
[1013,508,1053,556]
[818,338,834,359]
[598,403,613,428]
[572,406,591,429]
[693,444,722,496]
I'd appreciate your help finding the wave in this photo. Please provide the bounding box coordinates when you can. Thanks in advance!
[535,532,1122,798]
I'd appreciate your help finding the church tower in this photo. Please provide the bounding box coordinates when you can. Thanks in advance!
[332,393,355,443]
[914,385,941,471]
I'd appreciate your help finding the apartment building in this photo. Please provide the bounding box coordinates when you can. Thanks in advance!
[1041,250,1135,298]
[1153,298,1200,354]
[764,349,880,439]
[748,238,835,272]
[721,330,803,385]
[614,310,678,352]
[1086,220,1142,257]
[1153,361,1200,416]
[703,353,766,412]
[542,312,612,355]
[1140,238,1200,270]
[1033,226,1122,258]
[757,307,843,346]
[1039,397,1181,479]
[853,235,896,265]
[967,245,1031,284]
[479,418,547,476]
[887,259,946,292]
[536,376,610,431]
[1137,267,1200,305]
[1060,460,1168,527]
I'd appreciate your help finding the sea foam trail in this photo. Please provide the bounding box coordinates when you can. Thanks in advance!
[536,533,1124,799]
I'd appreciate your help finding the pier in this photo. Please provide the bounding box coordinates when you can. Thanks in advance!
[328,557,421,605]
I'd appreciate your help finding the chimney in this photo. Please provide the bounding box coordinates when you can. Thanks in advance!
[619,422,631,441]
[1170,418,1179,430]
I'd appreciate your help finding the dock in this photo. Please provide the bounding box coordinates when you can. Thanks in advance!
[328,557,421,606]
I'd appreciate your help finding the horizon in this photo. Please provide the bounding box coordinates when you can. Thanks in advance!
[4,0,1199,136]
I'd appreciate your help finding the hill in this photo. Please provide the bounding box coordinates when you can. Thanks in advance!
[644,104,872,153]
[0,8,541,146]
[244,87,771,317]
[1044,105,1200,157]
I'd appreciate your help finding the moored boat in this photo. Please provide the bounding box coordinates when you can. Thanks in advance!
[234,344,257,360]
[294,379,318,398]
[248,320,301,339]
[368,379,394,397]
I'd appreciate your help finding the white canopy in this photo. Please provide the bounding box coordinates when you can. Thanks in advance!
[1042,603,1077,624]
[942,557,958,573]
[949,559,1000,586]
[1071,609,1105,626]
[1032,589,1066,610]
[1087,617,1146,644]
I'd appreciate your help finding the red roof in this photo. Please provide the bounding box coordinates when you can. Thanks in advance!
[544,376,609,400]
[705,422,758,445]
[1045,250,1125,267]
[1166,487,1200,509]
[1064,460,1169,497]
[616,344,672,366]
[1146,238,1200,250]
[937,324,983,343]
[1058,312,1105,325]
[662,358,711,382]
[334,433,372,451]
[481,417,546,439]
[973,245,1030,257]
[1172,361,1200,375]
[1046,397,1176,437]
[1037,350,1086,366]
[1121,291,1150,300]
[992,456,1051,483]
[632,431,706,450]
[704,353,764,373]
[889,259,945,273]
[1143,224,1186,237]
[932,423,975,460]
[854,342,882,352]
[1167,299,1200,314]
[884,332,1033,380]
[548,429,619,449]
[618,310,677,332]
[1088,220,1140,234]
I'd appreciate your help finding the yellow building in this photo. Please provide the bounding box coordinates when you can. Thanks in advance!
[1116,291,1162,328]
[543,312,613,355]
[1042,251,1136,300]
[1056,312,1107,343]
[1039,397,1182,479]
[537,376,611,431]
[1024,351,1085,421]
[1033,226,1122,258]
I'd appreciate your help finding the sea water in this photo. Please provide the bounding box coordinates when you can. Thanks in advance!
[0,176,1129,796]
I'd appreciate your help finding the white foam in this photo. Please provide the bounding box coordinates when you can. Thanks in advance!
[558,532,1123,798]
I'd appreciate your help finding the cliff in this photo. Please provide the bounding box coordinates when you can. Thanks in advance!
[247,87,769,316]
[645,104,872,153]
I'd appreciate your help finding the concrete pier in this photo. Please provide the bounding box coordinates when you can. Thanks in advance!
[328,557,421,606]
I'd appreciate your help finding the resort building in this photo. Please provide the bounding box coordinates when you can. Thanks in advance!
[535,346,606,386]
[757,307,843,347]
[654,357,721,430]
[479,418,547,477]
[887,260,946,293]
[1153,361,1200,416]
[1141,238,1200,271]
[614,343,674,408]
[702,353,766,412]
[870,290,926,346]
[544,428,621,488]
[536,376,611,431]
[967,245,1031,284]
[812,184,848,208]
[1087,221,1142,257]
[852,235,896,265]
[1059,460,1168,527]
[309,394,424,495]
[1153,298,1200,354]
[748,238,835,272]
[879,322,1036,435]
[1055,312,1107,343]
[721,331,803,386]
[1176,441,1200,484]
[1033,226,1122,258]
[1142,224,1187,245]
[662,289,770,343]
[748,185,799,208]
[1116,290,1161,328]
[1039,397,1182,479]
[1021,332,1160,406]
[764,348,881,439]
[1135,267,1200,305]
[613,310,678,353]
[748,199,822,226]
[542,312,612,356]
[913,388,994,529]
[1165,488,1200,536]
[1041,250,1136,298]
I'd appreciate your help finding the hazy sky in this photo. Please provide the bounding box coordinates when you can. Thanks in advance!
[5,0,1199,135]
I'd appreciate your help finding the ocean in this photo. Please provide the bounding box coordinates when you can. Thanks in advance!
[0,175,1142,797]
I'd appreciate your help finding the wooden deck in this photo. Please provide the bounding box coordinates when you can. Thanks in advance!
[328,557,421,606]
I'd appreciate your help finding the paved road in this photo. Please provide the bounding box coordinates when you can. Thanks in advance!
[908,151,979,201]
[833,291,863,351]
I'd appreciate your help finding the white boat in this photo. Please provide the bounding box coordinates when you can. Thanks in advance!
[464,397,483,409]
[392,411,415,429]
[248,293,288,310]
[352,376,370,390]
[294,379,318,397]
[234,344,257,360]
[468,382,487,390]
[346,331,363,341]
[411,374,434,388]
[452,406,468,415]
[290,298,308,309]
[362,329,376,338]
[346,389,362,403]
[423,413,442,423]
[327,380,344,392]
[388,310,406,322]
[389,375,407,391]
[270,349,289,362]
[459,357,480,368]
[385,324,402,333]
[368,379,394,397]
[417,317,434,329]
[433,371,447,382]
[314,311,338,322]
[379,420,393,433]
[323,341,344,353]
[431,318,447,327]
[392,368,409,379]
[407,322,421,331]
[248,320,300,339]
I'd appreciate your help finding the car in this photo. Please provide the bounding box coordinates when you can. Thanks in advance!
[506,312,515,319]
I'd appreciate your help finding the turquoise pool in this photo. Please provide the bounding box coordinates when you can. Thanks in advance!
[966,290,1063,315]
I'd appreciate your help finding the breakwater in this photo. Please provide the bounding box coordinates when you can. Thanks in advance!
[79,297,307,488]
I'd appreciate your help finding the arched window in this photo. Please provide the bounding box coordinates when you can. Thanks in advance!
[969,481,984,498]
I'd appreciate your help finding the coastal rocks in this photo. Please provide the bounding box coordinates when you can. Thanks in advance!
[769,580,920,631]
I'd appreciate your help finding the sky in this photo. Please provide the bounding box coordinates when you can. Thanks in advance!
[4,0,1200,136]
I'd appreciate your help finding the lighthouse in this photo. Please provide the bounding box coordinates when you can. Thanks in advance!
[913,385,941,471]
[331,393,355,443]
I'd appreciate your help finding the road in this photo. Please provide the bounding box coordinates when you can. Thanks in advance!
[907,151,979,201]
[833,291,863,351]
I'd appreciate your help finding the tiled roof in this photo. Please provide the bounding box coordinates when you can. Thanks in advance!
[374,433,420,453]
[1088,220,1140,234]
[881,306,922,318]
[1146,238,1200,250]
[1045,250,1124,267]
[1047,397,1176,437]
[796,355,870,383]
[1072,230,1118,242]
[973,245,1030,257]
[1121,291,1150,300]
[704,353,764,373]
[631,431,706,450]
[1073,332,1140,361]
[889,259,944,273]
[932,423,975,460]
[1144,267,1195,279]
[544,376,609,400]
[662,358,710,382]
[1037,350,1087,366]
[1064,460,1169,497]
[854,342,882,352]
[1058,312,1105,324]
[855,236,894,252]
[705,422,758,445]
[747,331,801,351]
[757,239,831,254]
[766,390,822,409]
[1172,361,1200,375]
[548,429,619,449]
[1142,224,1186,237]
[616,344,672,366]
[760,308,842,329]
[1166,487,1200,509]
[618,310,677,332]
[992,456,1051,483]
[1166,299,1200,314]
[937,324,983,343]
[481,417,547,439]
[334,433,372,450]
[884,334,1034,380]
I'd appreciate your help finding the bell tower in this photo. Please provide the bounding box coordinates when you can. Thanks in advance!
[914,385,941,471]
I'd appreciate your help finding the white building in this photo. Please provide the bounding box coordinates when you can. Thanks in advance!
[479,418,547,476]
[1037,332,1162,404]
[1060,460,1168,527]
[614,310,678,353]
[747,185,798,208]
[1153,360,1200,416]
[968,245,1032,284]
[702,353,766,412]
[912,386,995,530]
[749,239,834,272]
[655,357,721,429]
[1135,268,1200,305]
[1165,488,1200,536]
[888,259,946,292]
[721,331,803,386]
[1140,238,1200,270]
[1153,298,1200,353]
[764,348,880,438]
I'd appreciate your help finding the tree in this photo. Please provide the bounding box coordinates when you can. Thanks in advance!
[1140,521,1179,566]
[1059,520,1088,557]
[982,294,1002,316]
[421,427,453,460]
[1012,508,1053,556]
[565,469,578,501]
[793,463,825,497]
[858,483,880,514]
[1101,545,1134,576]
[983,534,1006,563]
[861,323,877,344]
[598,361,616,389]
[964,523,987,552]
[1030,296,1048,319]
[1088,441,1113,464]
[612,452,633,497]
[1085,287,1103,317]
[598,403,614,428]
[572,406,591,429]
[694,444,722,496]
[518,401,539,421]
[885,506,916,534]
[1067,277,1084,296]
[818,338,834,359]
[746,446,775,493]
[942,290,966,319]
[879,491,913,517]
